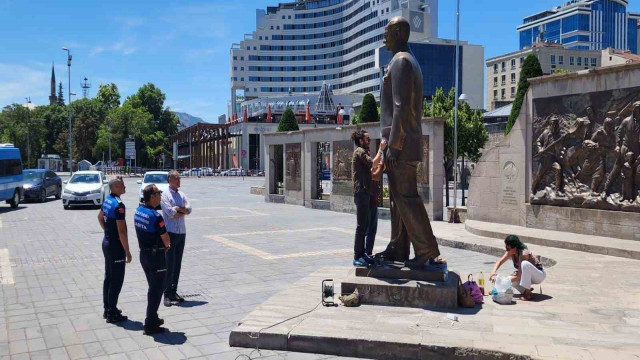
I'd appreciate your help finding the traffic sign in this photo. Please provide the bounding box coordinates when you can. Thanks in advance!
[125,140,136,160]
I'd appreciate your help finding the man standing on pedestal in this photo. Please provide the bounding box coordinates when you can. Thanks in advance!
[375,16,442,267]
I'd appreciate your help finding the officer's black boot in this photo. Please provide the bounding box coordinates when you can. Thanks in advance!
[103,308,122,319]
[143,324,165,335]
[106,309,128,323]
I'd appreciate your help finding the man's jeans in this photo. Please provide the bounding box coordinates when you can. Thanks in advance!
[353,190,370,260]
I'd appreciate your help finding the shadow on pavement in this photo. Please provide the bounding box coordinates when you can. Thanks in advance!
[152,331,187,345]
[115,319,144,331]
[0,206,26,214]
[177,300,208,308]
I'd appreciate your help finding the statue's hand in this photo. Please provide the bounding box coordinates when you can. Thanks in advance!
[386,147,398,169]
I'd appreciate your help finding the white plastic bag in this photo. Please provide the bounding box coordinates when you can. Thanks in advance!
[494,275,512,293]
[491,275,514,305]
[492,288,514,305]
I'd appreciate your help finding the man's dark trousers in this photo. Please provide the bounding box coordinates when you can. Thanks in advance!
[365,204,378,256]
[353,190,370,260]
[102,238,126,314]
[141,250,166,325]
[165,233,186,296]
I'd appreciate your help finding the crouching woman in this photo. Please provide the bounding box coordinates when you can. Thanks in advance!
[489,235,545,300]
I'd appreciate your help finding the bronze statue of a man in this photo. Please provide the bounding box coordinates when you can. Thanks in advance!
[375,16,441,267]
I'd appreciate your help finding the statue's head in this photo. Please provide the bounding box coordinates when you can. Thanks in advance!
[625,151,635,163]
[549,115,560,132]
[603,117,613,132]
[586,106,595,118]
[385,17,410,51]
[633,101,640,120]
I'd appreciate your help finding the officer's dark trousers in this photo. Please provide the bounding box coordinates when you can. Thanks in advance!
[165,233,186,296]
[141,250,167,325]
[102,238,126,313]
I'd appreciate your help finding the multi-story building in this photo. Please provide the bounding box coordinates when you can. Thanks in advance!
[230,0,439,115]
[517,0,640,54]
[377,38,484,108]
[486,42,601,110]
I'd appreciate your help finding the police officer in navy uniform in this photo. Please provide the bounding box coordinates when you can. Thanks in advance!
[134,184,171,335]
[97,178,132,323]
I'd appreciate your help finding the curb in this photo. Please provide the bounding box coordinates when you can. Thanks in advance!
[465,221,640,261]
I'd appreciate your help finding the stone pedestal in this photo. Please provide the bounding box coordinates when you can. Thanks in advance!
[341,270,458,309]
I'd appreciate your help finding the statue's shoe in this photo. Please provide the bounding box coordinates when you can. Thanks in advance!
[373,250,399,262]
[404,254,430,268]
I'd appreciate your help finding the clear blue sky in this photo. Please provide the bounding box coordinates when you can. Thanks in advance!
[1,0,639,121]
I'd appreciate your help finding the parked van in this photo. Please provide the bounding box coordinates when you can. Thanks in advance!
[0,144,23,208]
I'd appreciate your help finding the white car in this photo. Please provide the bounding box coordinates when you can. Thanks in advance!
[62,171,109,209]
[137,171,170,203]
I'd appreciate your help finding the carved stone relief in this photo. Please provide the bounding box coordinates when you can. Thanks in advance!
[285,143,301,191]
[417,135,429,184]
[531,87,640,212]
[332,140,353,181]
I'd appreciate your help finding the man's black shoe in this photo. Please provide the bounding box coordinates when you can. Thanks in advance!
[143,325,166,335]
[106,313,128,324]
[103,308,122,319]
[174,293,185,303]
[164,295,174,307]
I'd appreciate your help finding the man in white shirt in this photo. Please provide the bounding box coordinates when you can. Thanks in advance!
[160,170,192,306]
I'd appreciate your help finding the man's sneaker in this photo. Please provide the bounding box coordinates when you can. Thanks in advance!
[106,313,128,324]
[143,325,165,335]
[103,308,122,319]
[352,258,367,267]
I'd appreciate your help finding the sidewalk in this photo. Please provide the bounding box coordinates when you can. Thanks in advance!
[231,221,640,359]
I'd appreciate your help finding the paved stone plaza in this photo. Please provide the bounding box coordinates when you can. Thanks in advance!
[0,177,501,360]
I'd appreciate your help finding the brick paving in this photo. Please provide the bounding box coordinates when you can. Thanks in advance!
[0,177,499,359]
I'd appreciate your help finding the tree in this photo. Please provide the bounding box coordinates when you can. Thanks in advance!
[71,98,107,162]
[506,54,543,134]
[57,82,65,106]
[30,104,68,156]
[357,93,379,123]
[424,87,488,206]
[96,83,121,109]
[277,108,299,132]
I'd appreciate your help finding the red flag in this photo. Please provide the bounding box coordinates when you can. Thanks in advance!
[243,107,248,123]
[305,102,311,124]
[267,104,272,123]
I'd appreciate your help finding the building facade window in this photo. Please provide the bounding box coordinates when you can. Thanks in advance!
[577,57,582,66]
[493,77,498,86]
[511,59,516,69]
[520,57,524,65]
[569,56,574,65]
[501,89,506,99]
[501,75,506,85]
[558,55,564,65]
[591,57,597,66]
[511,87,516,97]
[551,55,556,64]
[494,90,498,99]
[501,61,506,71]
[511,73,516,83]
[494,64,498,73]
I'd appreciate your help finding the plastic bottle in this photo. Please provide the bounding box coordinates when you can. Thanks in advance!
[478,272,485,295]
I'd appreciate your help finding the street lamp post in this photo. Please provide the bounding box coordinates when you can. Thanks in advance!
[451,0,462,222]
[62,47,72,173]
[107,116,112,164]
[25,97,31,167]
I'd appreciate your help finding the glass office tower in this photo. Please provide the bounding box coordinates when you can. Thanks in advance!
[518,0,639,54]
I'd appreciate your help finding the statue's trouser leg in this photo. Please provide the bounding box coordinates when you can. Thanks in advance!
[384,172,410,261]
[604,150,624,194]
[386,161,440,260]
[531,159,550,193]
[591,157,605,192]
[552,162,563,191]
